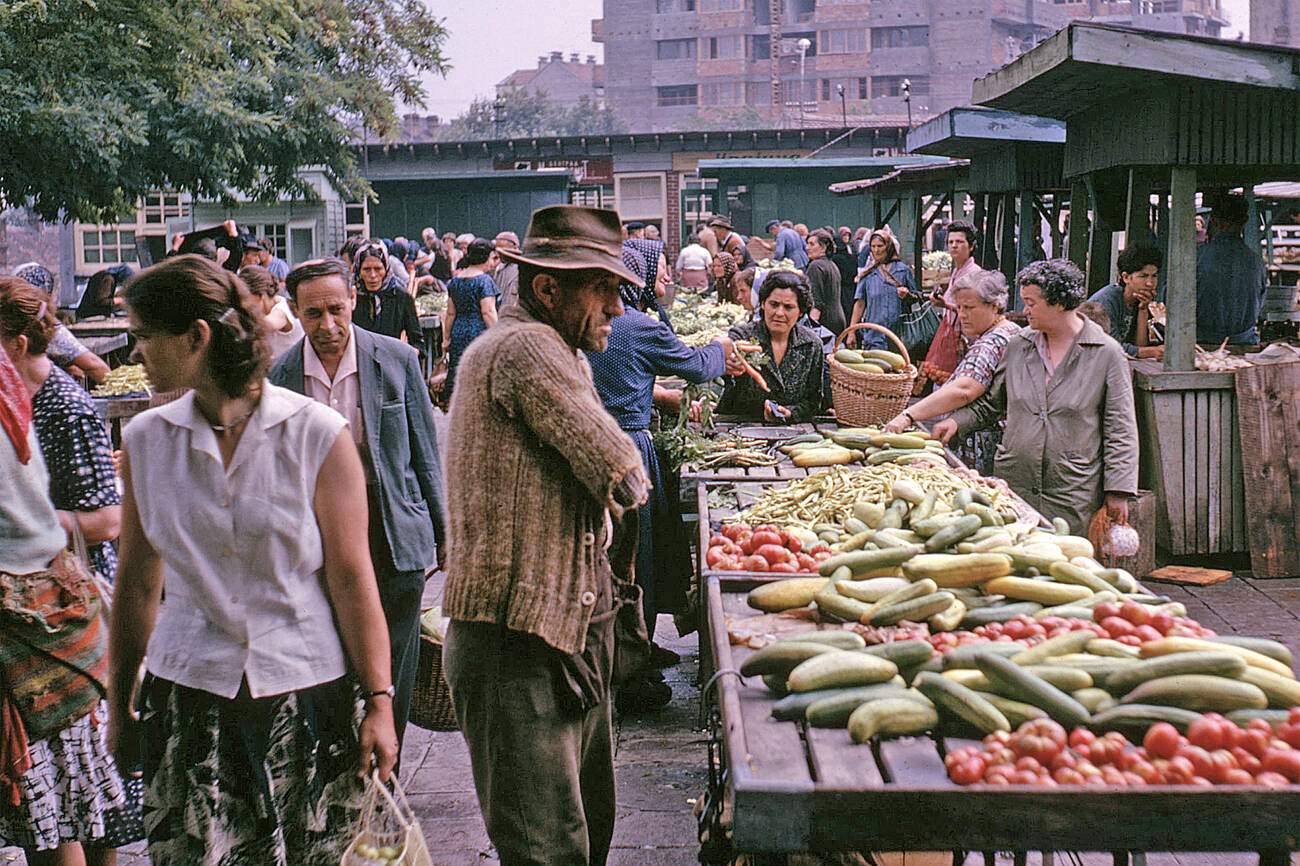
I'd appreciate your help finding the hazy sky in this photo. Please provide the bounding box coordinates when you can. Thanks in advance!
[419,0,1251,118]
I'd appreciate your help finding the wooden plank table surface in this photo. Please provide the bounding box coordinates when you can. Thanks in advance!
[68,317,130,338]
[705,576,1300,860]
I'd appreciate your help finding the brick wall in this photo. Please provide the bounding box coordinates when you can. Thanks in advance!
[665,172,682,262]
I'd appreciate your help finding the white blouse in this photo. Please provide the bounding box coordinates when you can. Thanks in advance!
[123,384,350,699]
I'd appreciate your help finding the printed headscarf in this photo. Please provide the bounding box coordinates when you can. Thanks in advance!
[14,263,54,295]
[619,238,664,312]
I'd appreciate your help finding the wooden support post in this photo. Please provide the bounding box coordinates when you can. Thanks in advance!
[913,194,925,281]
[1067,180,1089,272]
[1244,186,1261,252]
[972,194,986,262]
[1126,168,1152,246]
[1000,192,1017,285]
[1165,166,1198,372]
[1086,174,1112,293]
[873,196,883,230]
[1018,190,1038,269]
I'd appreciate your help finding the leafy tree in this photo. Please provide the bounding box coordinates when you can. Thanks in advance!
[443,88,624,140]
[0,0,449,223]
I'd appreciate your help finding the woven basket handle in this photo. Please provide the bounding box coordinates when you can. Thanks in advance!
[833,322,912,368]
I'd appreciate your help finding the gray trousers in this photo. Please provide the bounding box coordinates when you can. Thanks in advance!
[443,617,615,866]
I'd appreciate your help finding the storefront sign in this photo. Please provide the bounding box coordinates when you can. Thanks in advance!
[493,157,615,185]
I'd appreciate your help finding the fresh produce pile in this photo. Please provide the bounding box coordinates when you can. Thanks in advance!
[91,364,150,397]
[414,293,447,316]
[1196,338,1252,372]
[730,458,1020,530]
[772,428,949,469]
[922,251,953,272]
[707,524,832,574]
[945,712,1300,787]
[831,348,911,376]
[662,294,749,348]
[655,428,777,471]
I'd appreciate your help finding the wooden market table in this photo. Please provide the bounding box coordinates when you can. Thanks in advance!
[700,575,1300,864]
[91,395,151,448]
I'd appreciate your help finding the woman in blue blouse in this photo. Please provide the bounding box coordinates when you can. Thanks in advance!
[850,228,919,350]
[586,287,741,711]
[441,238,500,397]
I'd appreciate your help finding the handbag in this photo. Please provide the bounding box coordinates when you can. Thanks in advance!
[341,772,434,866]
[896,295,941,360]
[924,307,963,383]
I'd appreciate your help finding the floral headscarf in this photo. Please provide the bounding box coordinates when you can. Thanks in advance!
[620,238,664,312]
[14,262,53,295]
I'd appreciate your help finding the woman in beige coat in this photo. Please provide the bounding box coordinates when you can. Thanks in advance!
[934,259,1139,534]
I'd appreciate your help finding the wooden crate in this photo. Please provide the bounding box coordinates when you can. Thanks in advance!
[1235,361,1300,577]
[1132,366,1248,557]
[705,576,1300,860]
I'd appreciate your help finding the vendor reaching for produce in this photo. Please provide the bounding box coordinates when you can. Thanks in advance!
[587,302,745,712]
[932,259,1139,535]
[717,270,825,424]
[884,270,1019,476]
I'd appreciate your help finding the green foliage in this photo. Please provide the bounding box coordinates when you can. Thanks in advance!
[0,0,449,222]
[442,88,625,140]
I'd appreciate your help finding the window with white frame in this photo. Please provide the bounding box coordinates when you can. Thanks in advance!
[345,201,369,239]
[142,192,188,225]
[81,229,138,266]
[245,223,288,258]
[615,175,664,220]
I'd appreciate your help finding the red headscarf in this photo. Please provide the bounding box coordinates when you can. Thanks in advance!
[0,344,32,463]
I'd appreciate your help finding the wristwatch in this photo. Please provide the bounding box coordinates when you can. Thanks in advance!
[362,686,395,702]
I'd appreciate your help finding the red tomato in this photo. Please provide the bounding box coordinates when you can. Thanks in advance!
[1099,616,1134,638]
[1011,769,1041,785]
[782,532,802,554]
[768,562,799,574]
[739,555,769,572]
[1147,611,1175,634]
[739,535,757,555]
[1254,771,1292,788]
[1120,600,1151,626]
[795,553,818,572]
[1208,749,1239,783]
[1189,775,1214,787]
[754,543,793,564]
[1179,744,1214,778]
[754,524,781,535]
[1231,747,1262,776]
[1166,755,1195,783]
[812,551,832,562]
[1117,635,1143,646]
[1011,720,1067,765]
[1068,728,1097,750]
[720,523,750,541]
[1054,767,1086,785]
[1220,768,1255,785]
[1092,602,1122,622]
[984,730,1012,746]
[1237,728,1271,760]
[1130,760,1163,785]
[1048,750,1079,772]
[1143,723,1183,760]
[706,546,731,568]
[708,534,728,548]
[1132,625,1164,643]
[1087,738,1125,766]
[1261,748,1300,783]
[751,530,783,549]
[1187,715,1234,752]
[808,543,831,556]
[1278,722,1300,749]
[949,757,986,785]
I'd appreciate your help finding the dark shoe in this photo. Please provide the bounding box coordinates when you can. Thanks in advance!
[649,642,680,669]
[616,675,673,714]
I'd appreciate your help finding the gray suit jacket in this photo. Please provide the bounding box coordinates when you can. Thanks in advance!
[269,326,446,574]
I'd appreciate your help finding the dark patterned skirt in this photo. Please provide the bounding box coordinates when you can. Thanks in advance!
[138,675,367,866]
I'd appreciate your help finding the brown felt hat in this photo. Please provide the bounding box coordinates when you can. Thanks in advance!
[497,205,643,287]
[707,215,733,230]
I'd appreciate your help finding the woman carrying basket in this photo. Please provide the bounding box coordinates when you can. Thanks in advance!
[849,228,919,351]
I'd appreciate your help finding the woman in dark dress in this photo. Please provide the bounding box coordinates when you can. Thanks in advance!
[351,240,424,356]
[441,238,500,397]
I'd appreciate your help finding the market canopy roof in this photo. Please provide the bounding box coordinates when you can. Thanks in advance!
[697,155,949,181]
[829,160,970,198]
[907,108,1064,159]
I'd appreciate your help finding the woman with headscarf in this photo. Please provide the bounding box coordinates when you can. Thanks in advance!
[710,252,738,302]
[621,238,673,327]
[850,227,919,350]
[13,262,110,385]
[351,239,425,357]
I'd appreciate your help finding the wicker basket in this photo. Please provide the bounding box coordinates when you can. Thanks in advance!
[828,322,917,427]
[409,634,458,732]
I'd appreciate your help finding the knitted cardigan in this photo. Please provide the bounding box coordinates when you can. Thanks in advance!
[442,305,643,654]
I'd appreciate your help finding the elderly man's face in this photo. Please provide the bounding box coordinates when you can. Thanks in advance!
[292,275,355,361]
[534,270,625,351]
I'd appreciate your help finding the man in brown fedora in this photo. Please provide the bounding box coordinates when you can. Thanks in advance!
[441,205,650,866]
[707,214,751,267]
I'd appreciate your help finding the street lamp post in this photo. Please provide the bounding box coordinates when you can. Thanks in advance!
[902,78,913,134]
[836,83,847,128]
[797,37,811,129]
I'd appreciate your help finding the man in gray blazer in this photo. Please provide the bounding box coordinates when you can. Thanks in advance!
[270,258,446,751]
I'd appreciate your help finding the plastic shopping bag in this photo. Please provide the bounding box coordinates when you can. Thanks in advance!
[341,772,433,866]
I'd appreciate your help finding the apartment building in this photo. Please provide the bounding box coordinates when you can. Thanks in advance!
[593,0,1232,131]
[1252,0,1299,46]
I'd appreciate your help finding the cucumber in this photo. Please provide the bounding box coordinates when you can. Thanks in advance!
[763,674,790,694]
[1032,605,1102,621]
[928,599,966,632]
[1206,636,1294,667]
[941,641,1027,670]
[858,578,938,622]
[1094,568,1140,593]
[975,653,1091,727]
[853,501,886,528]
[774,631,867,651]
[1238,666,1300,708]
[813,582,875,624]
[1105,652,1249,697]
[1011,631,1097,666]
[835,576,910,603]
[959,602,1044,627]
[747,578,830,612]
[1020,665,1094,692]
[908,513,969,539]
[771,683,895,721]
[787,652,899,693]
[837,531,874,553]
[910,491,938,523]
[983,576,1092,607]
[981,694,1049,727]
[863,349,907,371]
[1139,637,1296,679]
[843,517,871,536]
[739,642,840,678]
[1043,655,1138,687]
[1090,704,1203,737]
[818,546,921,578]
[1085,638,1142,659]
[1049,561,1115,594]
[891,478,926,504]
[868,433,927,450]
[914,671,1010,734]
[1226,709,1292,729]
[963,502,1004,528]
[806,686,932,728]
[847,697,939,743]
[924,515,984,553]
[862,639,935,669]
[902,553,1013,588]
[994,547,1069,574]
[1119,675,1268,712]
[869,591,956,627]
[1072,687,1116,713]
[869,448,923,466]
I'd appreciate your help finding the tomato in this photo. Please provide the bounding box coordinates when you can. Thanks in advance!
[984,771,1013,785]
[1048,750,1079,772]
[1220,768,1255,785]
[1238,728,1272,759]
[1011,720,1067,765]
[949,757,986,785]
[1143,723,1183,760]
[1100,766,1128,785]
[754,544,793,565]
[1208,749,1239,783]
[1117,634,1143,646]
[1261,748,1300,783]
[812,551,832,562]
[1099,616,1134,638]
[1092,602,1122,623]
[1231,747,1262,775]
[1189,775,1214,787]
[986,747,1015,767]
[1068,728,1097,750]
[1014,756,1044,773]
[1132,625,1164,643]
[1130,759,1163,785]
[739,535,758,555]
[984,730,1012,746]
[751,530,783,549]
[739,555,769,572]
[1054,767,1086,785]
[706,546,731,568]
[1011,769,1040,785]
[1147,611,1174,634]
[708,534,728,548]
[808,543,831,556]
[768,561,799,574]
[1254,771,1292,788]
[1178,744,1214,778]
[1086,738,1124,766]
[1277,721,1300,750]
[1166,755,1195,783]
[1187,715,1234,752]
[795,553,818,572]
[1120,600,1151,626]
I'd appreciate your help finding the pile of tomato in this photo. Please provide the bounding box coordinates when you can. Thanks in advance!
[1090,599,1216,643]
[945,711,1300,787]
[705,523,832,573]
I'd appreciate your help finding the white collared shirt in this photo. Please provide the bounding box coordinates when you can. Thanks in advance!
[303,331,363,447]
[122,385,349,699]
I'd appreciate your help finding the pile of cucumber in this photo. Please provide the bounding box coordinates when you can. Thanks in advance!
[739,626,1297,746]
[776,429,950,469]
[832,348,909,375]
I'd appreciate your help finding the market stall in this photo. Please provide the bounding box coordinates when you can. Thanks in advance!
[973,22,1300,569]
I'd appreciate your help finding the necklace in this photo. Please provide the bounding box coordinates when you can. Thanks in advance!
[209,406,255,433]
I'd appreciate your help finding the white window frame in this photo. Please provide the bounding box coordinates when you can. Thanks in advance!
[613,173,667,222]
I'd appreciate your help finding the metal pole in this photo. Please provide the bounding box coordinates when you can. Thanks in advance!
[797,39,810,130]
[837,84,847,128]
